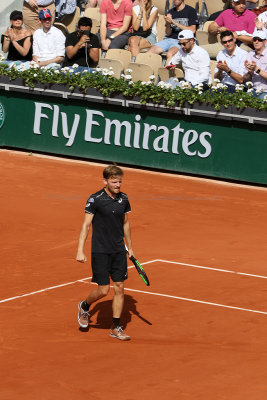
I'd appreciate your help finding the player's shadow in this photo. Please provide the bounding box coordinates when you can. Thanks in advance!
[82,294,152,330]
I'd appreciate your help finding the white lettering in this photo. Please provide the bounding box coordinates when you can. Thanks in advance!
[171,123,184,154]
[52,105,59,137]
[84,110,103,143]
[198,132,212,158]
[143,123,157,150]
[61,112,80,146]
[133,114,141,148]
[33,102,53,135]
[104,119,132,147]
[182,130,198,156]
[153,126,169,152]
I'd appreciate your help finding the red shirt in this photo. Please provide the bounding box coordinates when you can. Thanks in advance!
[100,0,132,30]
[215,9,256,34]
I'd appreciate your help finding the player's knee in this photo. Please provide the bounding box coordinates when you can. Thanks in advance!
[113,282,124,296]
[98,284,110,296]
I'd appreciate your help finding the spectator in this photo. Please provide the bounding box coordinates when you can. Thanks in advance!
[148,0,199,60]
[85,0,102,7]
[166,30,211,87]
[214,31,248,92]
[63,17,100,70]
[246,0,258,10]
[128,0,158,58]
[208,0,256,46]
[243,30,267,97]
[255,9,267,36]
[99,0,132,50]
[23,0,55,33]
[1,10,32,65]
[32,9,65,67]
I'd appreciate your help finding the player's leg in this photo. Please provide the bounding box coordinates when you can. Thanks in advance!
[78,253,111,328]
[109,252,130,341]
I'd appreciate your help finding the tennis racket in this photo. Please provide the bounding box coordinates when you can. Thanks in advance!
[130,256,150,286]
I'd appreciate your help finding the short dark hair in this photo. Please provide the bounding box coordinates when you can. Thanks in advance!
[77,17,92,28]
[220,30,234,40]
[10,10,23,20]
[103,165,124,179]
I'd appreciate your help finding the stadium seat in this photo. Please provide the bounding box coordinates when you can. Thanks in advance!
[60,6,81,33]
[158,66,184,82]
[135,53,162,78]
[53,22,69,36]
[99,58,124,79]
[125,63,154,82]
[84,7,101,22]
[91,18,100,34]
[105,49,132,69]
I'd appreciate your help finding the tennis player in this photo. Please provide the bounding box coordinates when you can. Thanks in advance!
[76,165,134,341]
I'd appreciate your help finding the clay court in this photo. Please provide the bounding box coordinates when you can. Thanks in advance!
[1,149,267,400]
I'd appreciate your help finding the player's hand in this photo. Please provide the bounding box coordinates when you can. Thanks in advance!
[127,248,135,259]
[76,251,87,263]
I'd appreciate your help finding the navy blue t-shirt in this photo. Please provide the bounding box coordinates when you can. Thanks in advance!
[167,5,199,39]
[85,188,131,253]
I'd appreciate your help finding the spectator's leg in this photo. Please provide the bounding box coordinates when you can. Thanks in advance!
[128,36,142,57]
[109,32,131,49]
[166,46,179,60]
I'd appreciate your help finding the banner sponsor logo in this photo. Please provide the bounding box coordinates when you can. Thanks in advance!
[33,102,213,158]
[0,102,5,129]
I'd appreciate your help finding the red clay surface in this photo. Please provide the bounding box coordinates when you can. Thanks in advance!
[1,150,267,400]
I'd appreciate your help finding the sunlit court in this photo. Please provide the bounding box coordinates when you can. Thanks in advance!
[1,149,267,400]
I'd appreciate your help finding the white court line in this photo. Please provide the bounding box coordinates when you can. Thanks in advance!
[1,259,267,316]
[154,259,267,280]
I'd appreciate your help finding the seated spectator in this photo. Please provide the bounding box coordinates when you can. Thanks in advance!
[32,9,65,67]
[128,0,158,58]
[208,0,232,21]
[246,0,258,9]
[208,0,256,46]
[63,17,100,70]
[243,30,267,97]
[166,30,211,87]
[99,0,132,50]
[1,10,32,65]
[255,9,267,36]
[252,0,267,15]
[23,0,56,33]
[214,30,248,91]
[85,0,102,7]
[148,0,198,60]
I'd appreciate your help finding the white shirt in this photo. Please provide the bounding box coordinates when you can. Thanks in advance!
[169,44,211,85]
[215,45,248,86]
[133,5,158,37]
[25,0,54,6]
[257,11,267,37]
[33,26,65,61]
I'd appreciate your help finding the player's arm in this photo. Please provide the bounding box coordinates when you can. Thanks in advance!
[76,212,94,262]
[123,213,134,258]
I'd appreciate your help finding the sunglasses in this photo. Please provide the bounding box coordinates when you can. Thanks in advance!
[179,40,190,46]
[11,17,23,21]
[222,38,234,44]
[253,38,264,42]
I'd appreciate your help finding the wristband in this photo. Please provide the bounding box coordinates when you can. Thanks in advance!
[227,69,231,75]
[256,68,261,74]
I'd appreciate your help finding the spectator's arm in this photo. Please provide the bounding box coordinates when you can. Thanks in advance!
[89,47,99,63]
[142,8,158,31]
[11,35,32,57]
[39,56,64,66]
[65,35,89,59]
[197,54,211,84]
[234,32,253,44]
[100,12,111,50]
[208,21,227,35]
[112,15,132,37]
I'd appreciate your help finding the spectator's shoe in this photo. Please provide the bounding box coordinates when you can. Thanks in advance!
[110,326,131,341]
[78,301,90,328]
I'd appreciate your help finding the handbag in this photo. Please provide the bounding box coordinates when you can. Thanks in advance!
[131,27,152,38]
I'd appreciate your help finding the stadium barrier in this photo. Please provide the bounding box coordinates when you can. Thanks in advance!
[0,78,267,184]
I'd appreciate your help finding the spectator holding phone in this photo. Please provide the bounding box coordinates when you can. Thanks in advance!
[63,17,100,70]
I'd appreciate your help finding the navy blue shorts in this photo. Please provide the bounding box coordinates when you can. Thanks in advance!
[91,251,128,285]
